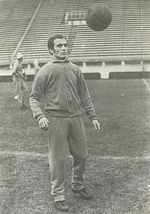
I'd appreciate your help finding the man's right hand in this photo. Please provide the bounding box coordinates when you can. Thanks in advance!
[38,117,49,130]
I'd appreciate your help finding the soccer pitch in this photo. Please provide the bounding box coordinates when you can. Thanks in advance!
[0,79,150,214]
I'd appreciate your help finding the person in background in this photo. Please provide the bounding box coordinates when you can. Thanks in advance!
[12,52,28,110]
[33,59,40,79]
[29,34,100,212]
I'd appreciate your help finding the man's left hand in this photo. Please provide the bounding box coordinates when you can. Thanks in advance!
[92,119,100,133]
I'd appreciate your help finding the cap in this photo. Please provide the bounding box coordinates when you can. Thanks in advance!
[17,52,24,59]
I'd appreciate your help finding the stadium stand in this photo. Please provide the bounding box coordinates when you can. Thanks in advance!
[0,0,41,65]
[71,0,150,61]
[0,0,150,70]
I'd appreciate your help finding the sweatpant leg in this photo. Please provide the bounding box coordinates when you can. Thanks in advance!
[13,77,21,98]
[13,78,24,105]
[20,80,28,105]
[21,79,28,93]
[68,116,88,191]
[47,117,68,202]
[16,80,23,105]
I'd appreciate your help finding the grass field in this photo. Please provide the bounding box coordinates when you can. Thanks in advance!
[0,79,150,214]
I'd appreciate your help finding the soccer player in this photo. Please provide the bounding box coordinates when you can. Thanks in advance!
[12,52,28,110]
[29,34,100,212]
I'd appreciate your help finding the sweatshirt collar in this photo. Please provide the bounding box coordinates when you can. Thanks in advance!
[51,55,69,63]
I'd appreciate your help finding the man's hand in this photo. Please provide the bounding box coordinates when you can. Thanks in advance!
[38,117,49,131]
[92,119,100,133]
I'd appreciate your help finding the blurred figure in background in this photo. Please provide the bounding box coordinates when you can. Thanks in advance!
[33,59,40,79]
[12,52,28,110]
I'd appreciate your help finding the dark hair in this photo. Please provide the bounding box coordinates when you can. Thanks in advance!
[47,34,67,51]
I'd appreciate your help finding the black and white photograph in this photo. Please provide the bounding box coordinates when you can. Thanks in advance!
[0,0,150,213]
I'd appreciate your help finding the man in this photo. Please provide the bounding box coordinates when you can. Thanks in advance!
[12,52,28,110]
[29,34,100,212]
[33,59,40,79]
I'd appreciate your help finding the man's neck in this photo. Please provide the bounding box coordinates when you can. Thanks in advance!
[51,55,69,63]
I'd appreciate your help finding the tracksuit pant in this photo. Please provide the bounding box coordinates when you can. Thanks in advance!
[47,116,88,202]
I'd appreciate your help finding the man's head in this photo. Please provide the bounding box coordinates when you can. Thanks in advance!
[17,52,24,61]
[33,59,39,67]
[47,34,68,60]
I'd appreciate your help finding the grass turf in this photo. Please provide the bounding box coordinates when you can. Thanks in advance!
[0,79,150,214]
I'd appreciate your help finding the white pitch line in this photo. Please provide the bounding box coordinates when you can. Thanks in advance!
[0,151,150,161]
[0,150,47,158]
[89,155,150,161]
[142,78,150,91]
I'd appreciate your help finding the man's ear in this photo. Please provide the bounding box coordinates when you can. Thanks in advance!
[49,49,54,55]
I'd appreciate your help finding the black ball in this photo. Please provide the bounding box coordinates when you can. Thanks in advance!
[85,3,112,31]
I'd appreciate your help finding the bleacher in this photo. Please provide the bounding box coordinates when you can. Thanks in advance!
[71,0,150,61]
[0,0,40,65]
[0,0,150,66]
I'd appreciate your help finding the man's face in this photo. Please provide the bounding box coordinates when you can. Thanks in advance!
[52,38,68,60]
[18,57,23,62]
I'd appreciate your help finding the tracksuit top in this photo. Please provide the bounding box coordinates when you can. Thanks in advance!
[29,57,97,122]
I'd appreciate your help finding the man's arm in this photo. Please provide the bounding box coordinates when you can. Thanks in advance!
[29,71,49,130]
[77,71,97,120]
[77,70,100,132]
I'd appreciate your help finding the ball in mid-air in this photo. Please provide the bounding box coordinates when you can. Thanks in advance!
[85,3,112,31]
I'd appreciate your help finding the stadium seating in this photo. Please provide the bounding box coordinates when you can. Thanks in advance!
[71,0,150,60]
[0,0,41,65]
[0,0,150,66]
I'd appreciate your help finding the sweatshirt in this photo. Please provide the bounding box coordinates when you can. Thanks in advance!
[29,57,97,122]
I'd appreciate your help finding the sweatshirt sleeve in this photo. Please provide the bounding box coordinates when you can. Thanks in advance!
[29,69,47,121]
[77,70,97,121]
